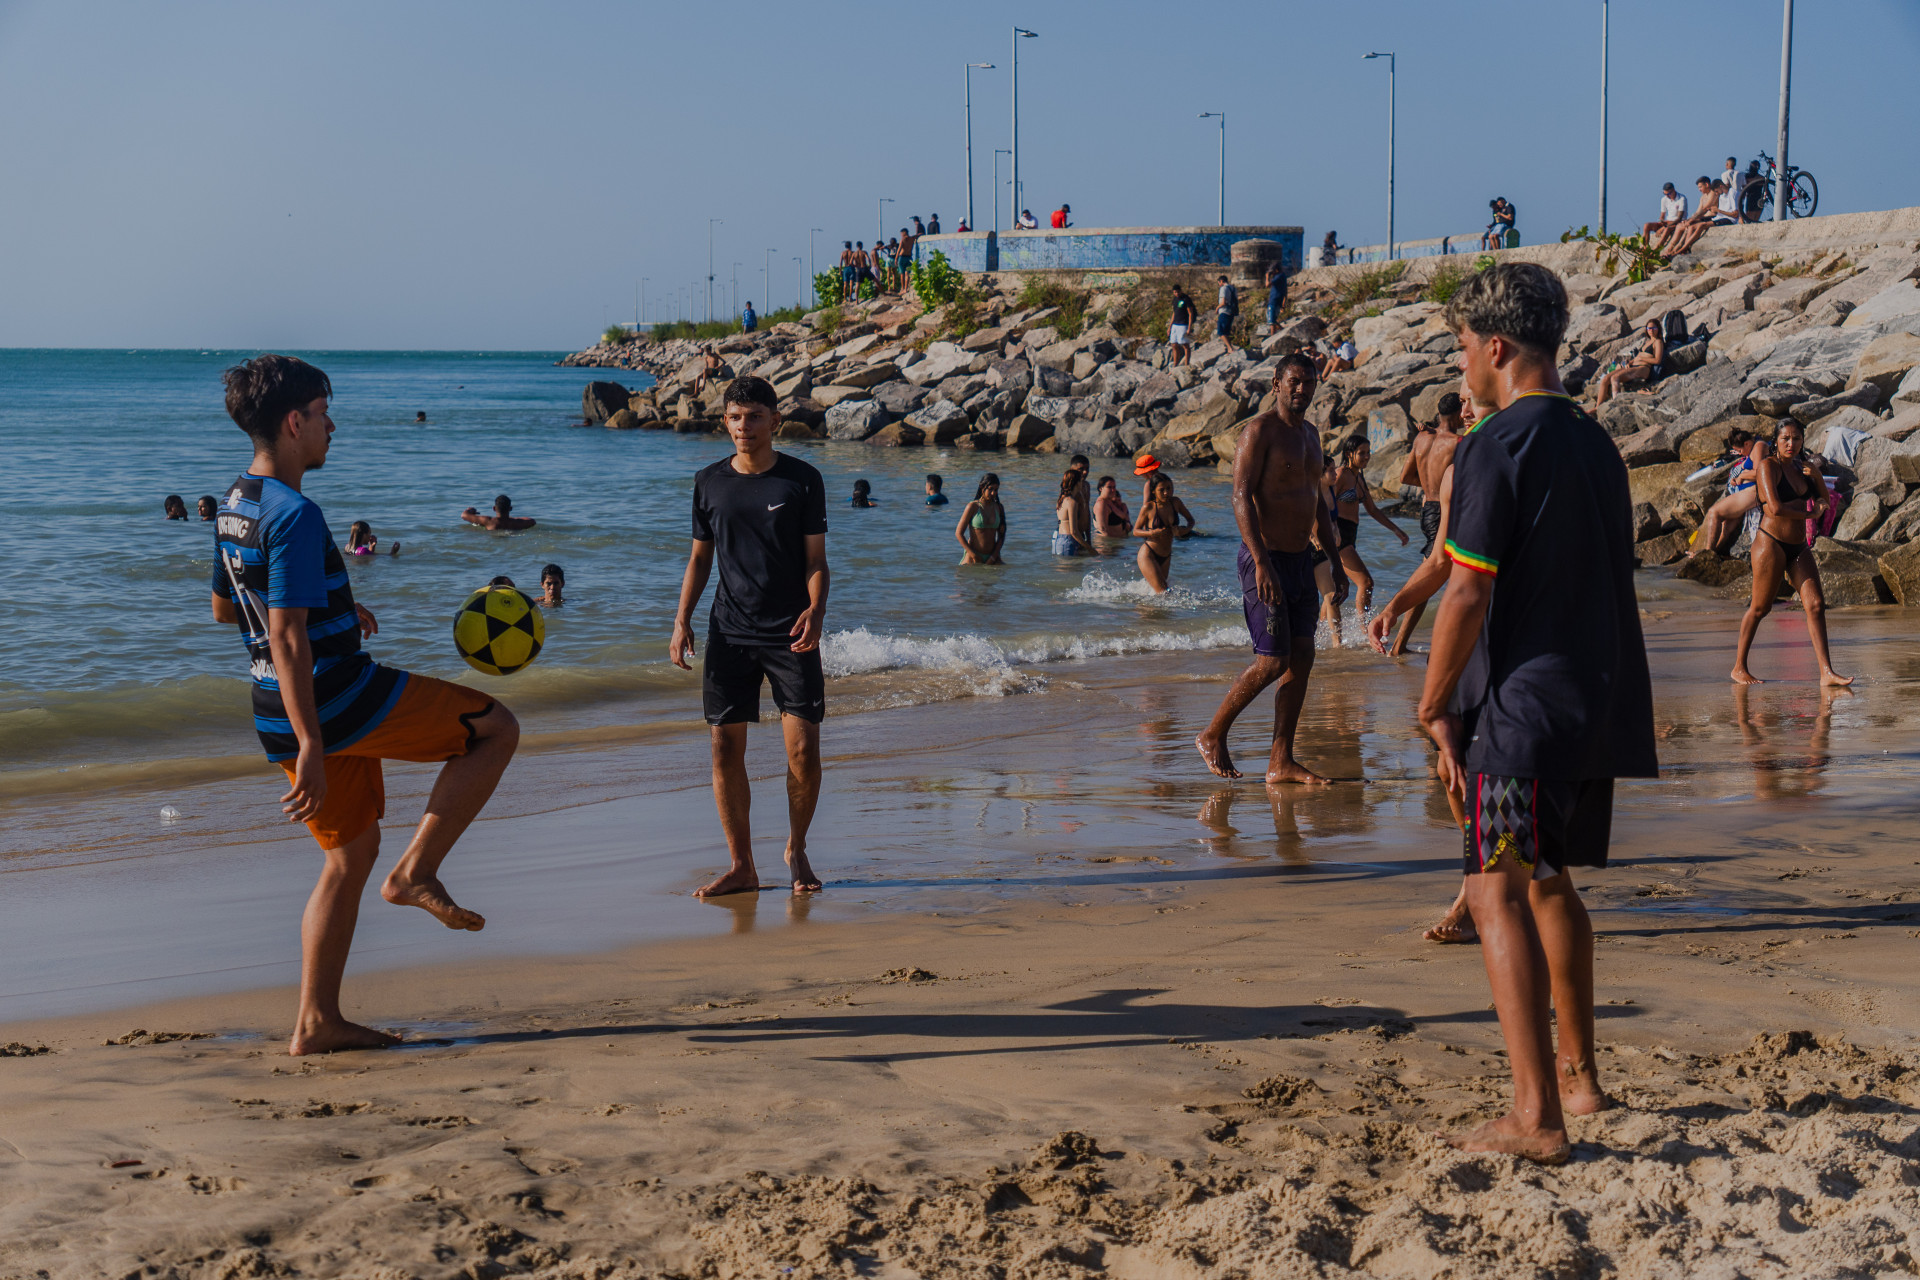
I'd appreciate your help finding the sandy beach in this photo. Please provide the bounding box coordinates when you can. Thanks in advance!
[4,600,1919,1278]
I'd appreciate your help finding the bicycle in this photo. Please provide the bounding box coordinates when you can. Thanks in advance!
[1753,151,1819,219]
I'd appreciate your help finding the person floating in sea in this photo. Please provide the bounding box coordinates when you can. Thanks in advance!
[1386,389,1466,656]
[1093,475,1131,538]
[414,411,427,423]
[849,479,876,508]
[669,376,829,897]
[1416,263,1657,1163]
[345,520,399,557]
[197,495,218,522]
[164,494,189,521]
[924,474,949,506]
[1312,434,1408,640]
[1133,473,1179,593]
[209,355,519,1056]
[1194,353,1348,783]
[537,563,564,607]
[1731,418,1852,687]
[955,472,1006,565]
[461,495,536,532]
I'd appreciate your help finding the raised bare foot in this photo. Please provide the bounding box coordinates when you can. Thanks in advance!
[1265,758,1332,786]
[1819,669,1854,688]
[786,843,822,894]
[695,866,760,898]
[381,871,485,931]
[1558,1059,1615,1116]
[289,1018,400,1057]
[1446,1113,1571,1165]
[1730,667,1762,685]
[1195,731,1241,779]
[1423,897,1478,944]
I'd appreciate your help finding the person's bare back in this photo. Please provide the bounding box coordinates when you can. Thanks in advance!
[1410,427,1462,500]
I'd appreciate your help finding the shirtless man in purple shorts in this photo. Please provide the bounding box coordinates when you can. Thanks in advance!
[1195,353,1348,783]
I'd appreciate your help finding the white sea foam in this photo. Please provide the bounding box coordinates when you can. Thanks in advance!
[1062,569,1241,609]
[820,623,1244,685]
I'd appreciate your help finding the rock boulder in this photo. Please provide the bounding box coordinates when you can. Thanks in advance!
[582,381,630,423]
[1878,540,1920,604]
[824,399,892,441]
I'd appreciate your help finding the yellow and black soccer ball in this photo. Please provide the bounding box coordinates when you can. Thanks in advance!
[453,586,545,676]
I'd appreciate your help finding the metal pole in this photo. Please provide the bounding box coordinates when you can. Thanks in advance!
[794,258,803,311]
[707,219,716,321]
[877,197,894,244]
[1219,115,1226,226]
[1776,0,1793,220]
[992,151,1009,234]
[1599,0,1609,234]
[1011,30,1036,230]
[732,264,740,319]
[809,229,823,308]
[763,249,772,315]
[1387,56,1395,259]
[966,65,974,232]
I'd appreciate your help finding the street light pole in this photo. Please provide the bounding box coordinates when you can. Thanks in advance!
[794,258,803,312]
[1599,0,1609,234]
[1012,27,1037,231]
[809,229,824,307]
[1364,52,1395,260]
[965,62,994,232]
[992,150,1010,234]
[1776,0,1793,220]
[707,218,722,322]
[640,277,648,328]
[1198,113,1226,226]
[877,196,895,244]
[763,249,774,315]
[732,263,741,320]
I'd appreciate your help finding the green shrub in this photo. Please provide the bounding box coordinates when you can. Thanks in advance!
[937,285,988,340]
[1560,226,1664,285]
[1016,277,1088,336]
[813,270,844,307]
[913,250,964,310]
[1474,254,1497,273]
[602,324,631,346]
[1422,260,1471,305]
[1333,261,1406,311]
[814,305,843,337]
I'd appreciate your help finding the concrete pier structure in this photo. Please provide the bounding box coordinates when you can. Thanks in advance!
[915,225,1303,281]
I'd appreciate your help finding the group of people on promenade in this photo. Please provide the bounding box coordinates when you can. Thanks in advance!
[210,261,1844,1166]
[835,215,938,300]
[1641,157,1771,256]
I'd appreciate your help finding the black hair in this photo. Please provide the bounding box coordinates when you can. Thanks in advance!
[164,494,187,516]
[196,494,217,510]
[1662,182,1676,192]
[488,574,516,587]
[976,472,1000,499]
[221,354,332,446]
[1068,454,1090,469]
[1340,434,1368,460]
[1696,175,1712,186]
[852,479,871,493]
[494,494,512,514]
[1274,351,1318,382]
[541,563,564,583]
[844,240,851,248]
[925,474,943,488]
[1437,392,1462,417]
[1097,474,1116,490]
[724,376,779,412]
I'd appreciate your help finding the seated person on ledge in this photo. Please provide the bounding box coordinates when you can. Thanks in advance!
[462,495,536,531]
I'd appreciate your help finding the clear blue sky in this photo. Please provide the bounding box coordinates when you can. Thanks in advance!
[2,0,1916,349]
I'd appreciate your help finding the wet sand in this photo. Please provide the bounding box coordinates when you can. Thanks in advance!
[3,599,1919,1277]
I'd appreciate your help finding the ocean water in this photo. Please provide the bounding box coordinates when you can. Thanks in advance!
[0,349,1425,790]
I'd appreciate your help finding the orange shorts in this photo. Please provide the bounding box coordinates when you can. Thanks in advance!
[278,673,495,850]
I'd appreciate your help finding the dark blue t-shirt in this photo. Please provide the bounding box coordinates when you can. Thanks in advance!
[1443,392,1657,781]
[212,474,404,761]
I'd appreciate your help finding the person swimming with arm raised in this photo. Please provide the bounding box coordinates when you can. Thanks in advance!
[461,494,536,532]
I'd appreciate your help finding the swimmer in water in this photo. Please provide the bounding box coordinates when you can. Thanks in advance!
[538,563,564,607]
[345,520,399,557]
[924,474,949,506]
[849,479,876,508]
[414,411,427,423]
[955,473,1007,565]
[1133,473,1178,592]
[461,495,537,532]
[1093,475,1131,538]
[197,495,218,522]
[164,494,189,521]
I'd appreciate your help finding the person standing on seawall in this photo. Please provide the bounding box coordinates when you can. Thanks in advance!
[669,376,830,898]
[1418,263,1657,1164]
[209,355,520,1057]
[741,300,757,333]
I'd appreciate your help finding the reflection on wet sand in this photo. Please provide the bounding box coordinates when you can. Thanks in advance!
[1733,682,1847,802]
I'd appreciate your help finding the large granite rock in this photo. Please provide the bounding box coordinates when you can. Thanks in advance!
[1753,275,1835,314]
[907,399,972,443]
[1666,339,1710,376]
[1662,356,1756,438]
[1848,331,1920,400]
[1595,396,1673,440]
[986,358,1033,392]
[960,326,1009,353]
[1790,382,1881,425]
[1262,315,1327,355]
[1024,395,1082,426]
[906,343,973,386]
[871,381,930,417]
[1162,394,1242,443]
[1834,491,1885,540]
[824,398,892,441]
[1745,383,1813,417]
[954,430,1004,450]
[1006,413,1054,449]
[1842,279,1920,329]
[812,384,872,409]
[1850,437,1917,507]
[1034,365,1075,397]
[1566,303,1628,348]
[1879,490,1920,544]
[836,362,901,389]
[1557,354,1600,398]
[1130,370,1181,411]
[582,381,630,423]
[1748,327,1885,391]
[1635,531,1691,566]
[1810,538,1889,607]
[1673,550,1751,589]
[1056,419,1127,457]
[1617,423,1678,467]
[604,408,643,430]
[866,422,926,447]
[1878,540,1920,604]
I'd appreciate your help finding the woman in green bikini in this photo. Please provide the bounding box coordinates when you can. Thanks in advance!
[955,472,1007,564]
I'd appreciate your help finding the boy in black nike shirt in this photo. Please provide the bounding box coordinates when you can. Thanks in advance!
[670,377,830,897]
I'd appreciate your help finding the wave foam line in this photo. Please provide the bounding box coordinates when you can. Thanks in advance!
[1062,569,1241,609]
[820,624,1243,681]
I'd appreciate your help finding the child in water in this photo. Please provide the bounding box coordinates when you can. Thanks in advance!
[197,496,218,521]
[163,494,189,520]
[850,479,877,507]
[925,474,949,506]
[538,563,564,607]
[345,520,400,557]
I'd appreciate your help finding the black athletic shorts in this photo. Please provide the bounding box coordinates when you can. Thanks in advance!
[1419,501,1443,557]
[1462,774,1614,879]
[702,635,826,726]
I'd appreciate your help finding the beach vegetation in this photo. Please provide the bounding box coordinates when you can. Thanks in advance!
[1475,254,1498,273]
[1333,261,1406,311]
[912,250,965,311]
[1015,278,1088,336]
[602,324,634,347]
[1561,226,1665,285]
[1109,283,1172,340]
[1422,260,1472,305]
[934,284,988,341]
[1769,260,1808,279]
[813,305,843,337]
[812,271,845,308]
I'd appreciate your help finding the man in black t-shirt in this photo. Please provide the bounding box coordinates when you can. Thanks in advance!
[1419,263,1657,1166]
[670,377,831,898]
[1168,288,1196,366]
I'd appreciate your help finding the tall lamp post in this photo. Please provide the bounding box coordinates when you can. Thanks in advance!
[763,249,774,315]
[731,263,741,320]
[707,218,722,322]
[1775,0,1793,220]
[992,150,1010,234]
[965,62,994,232]
[640,277,648,328]
[793,258,803,312]
[1198,112,1226,226]
[1599,1,1609,233]
[809,228,824,307]
[877,196,895,244]
[1011,27,1037,230]
[1363,52,1395,260]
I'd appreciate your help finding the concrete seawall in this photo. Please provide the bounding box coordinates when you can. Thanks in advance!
[916,225,1302,277]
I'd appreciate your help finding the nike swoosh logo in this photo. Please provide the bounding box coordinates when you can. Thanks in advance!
[767,503,786,511]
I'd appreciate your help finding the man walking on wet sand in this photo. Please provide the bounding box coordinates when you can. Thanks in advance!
[1419,263,1656,1163]
[210,355,520,1056]
[670,376,830,897]
[1195,352,1348,784]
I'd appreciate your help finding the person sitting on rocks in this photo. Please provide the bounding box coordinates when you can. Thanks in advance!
[1737,160,1767,223]
[1662,178,1722,258]
[1642,182,1688,253]
[1322,336,1356,376]
[1592,320,1667,406]
[462,495,537,532]
[695,348,723,395]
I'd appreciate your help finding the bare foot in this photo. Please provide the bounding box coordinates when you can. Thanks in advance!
[1265,758,1332,786]
[1446,1113,1571,1165]
[1730,667,1763,685]
[289,1018,400,1057]
[381,872,486,931]
[786,843,822,894]
[1820,669,1854,688]
[1423,896,1478,944]
[695,866,760,898]
[1558,1059,1615,1116]
[1195,731,1241,779]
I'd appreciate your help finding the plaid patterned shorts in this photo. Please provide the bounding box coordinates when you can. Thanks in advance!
[1462,774,1615,878]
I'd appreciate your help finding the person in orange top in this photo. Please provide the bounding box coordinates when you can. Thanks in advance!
[1050,203,1071,228]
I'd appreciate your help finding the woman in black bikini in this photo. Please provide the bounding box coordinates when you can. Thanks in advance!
[1731,419,1852,687]
[1132,474,1177,592]
[1313,435,1407,637]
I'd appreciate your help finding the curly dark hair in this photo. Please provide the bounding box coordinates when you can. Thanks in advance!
[222,354,332,445]
[723,376,779,412]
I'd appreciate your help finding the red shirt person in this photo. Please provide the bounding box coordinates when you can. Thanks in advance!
[1050,204,1071,229]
